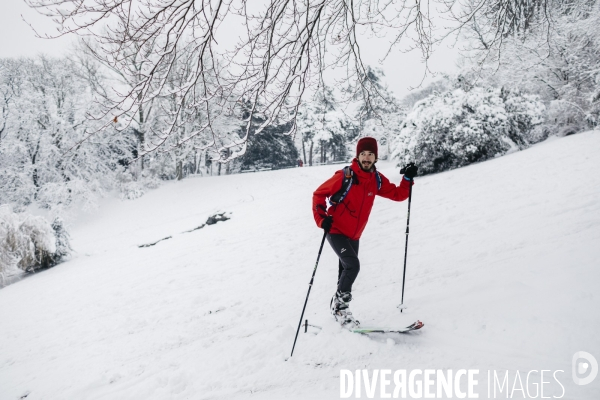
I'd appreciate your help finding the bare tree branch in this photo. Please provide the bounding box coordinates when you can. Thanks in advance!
[24,0,569,162]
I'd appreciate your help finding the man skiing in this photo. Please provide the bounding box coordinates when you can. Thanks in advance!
[312,137,418,327]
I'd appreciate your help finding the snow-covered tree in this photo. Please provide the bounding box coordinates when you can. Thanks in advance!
[297,87,350,166]
[73,40,159,177]
[29,0,548,160]
[392,86,545,174]
[0,56,130,214]
[462,0,600,135]
[360,112,406,161]
[149,50,242,179]
[241,122,299,170]
[349,67,405,160]
[353,67,400,127]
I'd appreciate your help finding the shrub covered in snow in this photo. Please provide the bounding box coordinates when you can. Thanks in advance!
[50,217,72,266]
[0,206,72,283]
[391,87,545,174]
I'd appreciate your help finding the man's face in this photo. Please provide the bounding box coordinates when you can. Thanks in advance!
[358,151,376,171]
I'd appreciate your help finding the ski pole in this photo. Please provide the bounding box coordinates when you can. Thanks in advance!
[399,180,413,312]
[290,230,328,357]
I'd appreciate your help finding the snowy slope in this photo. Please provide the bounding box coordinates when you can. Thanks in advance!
[1,131,599,400]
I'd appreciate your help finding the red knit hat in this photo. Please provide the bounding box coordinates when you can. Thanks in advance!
[356,137,378,158]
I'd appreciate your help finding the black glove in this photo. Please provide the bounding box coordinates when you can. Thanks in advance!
[401,163,418,180]
[321,216,333,232]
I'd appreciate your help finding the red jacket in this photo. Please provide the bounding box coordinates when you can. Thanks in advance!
[312,159,412,240]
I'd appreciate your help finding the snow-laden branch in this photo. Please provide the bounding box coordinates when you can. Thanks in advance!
[24,0,568,163]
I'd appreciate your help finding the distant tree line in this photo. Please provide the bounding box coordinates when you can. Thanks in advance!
[0,53,301,214]
[2,0,598,215]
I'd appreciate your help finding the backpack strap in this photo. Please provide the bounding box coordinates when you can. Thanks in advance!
[329,166,381,205]
[329,166,354,205]
[375,170,382,191]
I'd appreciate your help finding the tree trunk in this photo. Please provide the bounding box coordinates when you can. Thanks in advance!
[31,138,41,199]
[320,143,323,163]
[133,127,145,179]
[32,168,39,189]
[309,140,314,166]
[138,99,146,173]
[302,135,307,165]
[176,160,183,180]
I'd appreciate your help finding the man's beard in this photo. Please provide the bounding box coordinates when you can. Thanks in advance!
[359,160,374,172]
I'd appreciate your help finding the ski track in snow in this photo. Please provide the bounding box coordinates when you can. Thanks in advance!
[1,131,600,399]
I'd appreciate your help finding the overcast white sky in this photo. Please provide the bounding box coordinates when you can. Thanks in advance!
[1,0,460,99]
[0,1,74,58]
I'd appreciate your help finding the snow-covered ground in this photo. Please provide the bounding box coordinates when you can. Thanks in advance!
[1,131,599,400]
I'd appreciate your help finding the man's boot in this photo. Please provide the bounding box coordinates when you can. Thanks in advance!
[330,291,360,328]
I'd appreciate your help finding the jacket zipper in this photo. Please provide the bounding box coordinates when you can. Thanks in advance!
[353,172,372,239]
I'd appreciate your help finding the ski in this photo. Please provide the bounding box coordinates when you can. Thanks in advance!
[350,320,424,334]
[302,320,424,335]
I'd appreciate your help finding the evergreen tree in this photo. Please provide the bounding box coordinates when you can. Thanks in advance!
[237,97,297,169]
[352,67,404,160]
[297,86,350,166]
[241,123,299,170]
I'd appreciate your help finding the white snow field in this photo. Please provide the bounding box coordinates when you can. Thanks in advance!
[1,131,600,400]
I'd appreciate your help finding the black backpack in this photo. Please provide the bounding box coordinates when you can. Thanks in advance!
[329,166,382,205]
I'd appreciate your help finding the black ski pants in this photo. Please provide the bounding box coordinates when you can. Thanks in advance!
[326,233,360,293]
